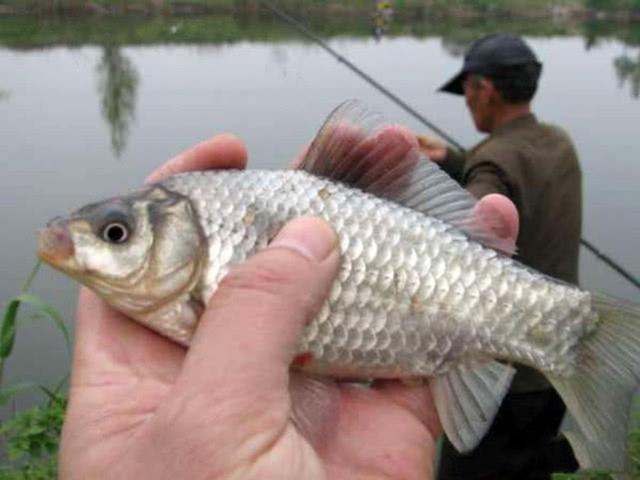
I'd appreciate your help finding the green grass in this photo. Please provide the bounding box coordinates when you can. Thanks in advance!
[0,262,69,479]
[0,392,66,480]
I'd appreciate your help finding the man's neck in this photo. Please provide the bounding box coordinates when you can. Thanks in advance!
[490,103,531,132]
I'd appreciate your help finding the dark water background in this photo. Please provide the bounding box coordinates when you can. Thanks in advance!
[1,13,639,410]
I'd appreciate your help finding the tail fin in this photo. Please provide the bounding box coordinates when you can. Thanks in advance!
[548,293,640,476]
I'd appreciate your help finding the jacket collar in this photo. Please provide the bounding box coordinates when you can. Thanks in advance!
[492,112,538,136]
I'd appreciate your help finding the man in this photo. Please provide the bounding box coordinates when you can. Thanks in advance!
[420,34,582,479]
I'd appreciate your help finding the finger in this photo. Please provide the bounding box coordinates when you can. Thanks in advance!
[474,193,520,251]
[145,133,248,183]
[340,124,419,198]
[310,122,368,177]
[416,134,443,149]
[320,124,417,189]
[181,216,340,394]
[372,380,441,436]
[289,373,341,446]
[378,124,419,148]
[349,124,417,173]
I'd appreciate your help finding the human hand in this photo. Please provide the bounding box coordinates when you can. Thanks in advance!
[416,134,448,163]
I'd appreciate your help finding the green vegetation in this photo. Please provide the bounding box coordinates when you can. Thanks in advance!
[0,0,638,18]
[1,13,640,50]
[0,393,66,479]
[0,263,69,479]
[97,45,139,156]
[585,0,640,12]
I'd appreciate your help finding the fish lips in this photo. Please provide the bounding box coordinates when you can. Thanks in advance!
[38,218,77,269]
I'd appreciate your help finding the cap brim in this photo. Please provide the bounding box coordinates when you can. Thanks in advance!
[438,70,465,95]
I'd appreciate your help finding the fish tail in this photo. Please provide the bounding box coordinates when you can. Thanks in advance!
[547,292,640,476]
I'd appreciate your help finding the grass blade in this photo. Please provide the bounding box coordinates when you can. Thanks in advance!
[1,299,20,359]
[13,293,71,354]
[1,261,44,375]
[38,384,68,407]
[0,382,37,406]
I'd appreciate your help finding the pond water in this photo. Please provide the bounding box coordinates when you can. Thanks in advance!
[1,14,639,410]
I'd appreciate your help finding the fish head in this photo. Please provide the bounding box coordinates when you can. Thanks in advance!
[38,185,207,319]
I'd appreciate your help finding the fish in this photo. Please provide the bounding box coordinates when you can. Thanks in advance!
[38,100,640,475]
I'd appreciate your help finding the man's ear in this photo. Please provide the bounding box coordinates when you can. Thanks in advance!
[483,78,500,104]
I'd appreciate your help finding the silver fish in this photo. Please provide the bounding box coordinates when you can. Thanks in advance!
[38,101,640,475]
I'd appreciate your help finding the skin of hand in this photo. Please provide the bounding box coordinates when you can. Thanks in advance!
[416,135,447,163]
[59,130,518,480]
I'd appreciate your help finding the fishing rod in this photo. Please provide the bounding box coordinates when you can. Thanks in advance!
[259,0,640,291]
[259,0,464,151]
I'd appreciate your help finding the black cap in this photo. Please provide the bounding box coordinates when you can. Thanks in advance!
[439,33,541,95]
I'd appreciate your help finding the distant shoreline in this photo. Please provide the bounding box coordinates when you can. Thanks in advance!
[1,1,639,22]
[2,8,640,51]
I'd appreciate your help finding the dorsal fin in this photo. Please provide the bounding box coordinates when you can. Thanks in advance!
[301,100,516,255]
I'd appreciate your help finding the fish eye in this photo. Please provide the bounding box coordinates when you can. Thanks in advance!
[101,222,129,244]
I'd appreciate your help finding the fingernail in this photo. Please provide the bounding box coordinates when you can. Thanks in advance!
[270,217,338,261]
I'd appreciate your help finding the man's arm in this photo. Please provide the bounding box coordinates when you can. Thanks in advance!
[439,147,466,182]
[464,160,512,201]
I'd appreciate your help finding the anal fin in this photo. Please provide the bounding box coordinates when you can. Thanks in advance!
[431,360,515,452]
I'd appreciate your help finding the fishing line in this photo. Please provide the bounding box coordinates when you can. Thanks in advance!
[260,0,640,291]
[259,0,463,150]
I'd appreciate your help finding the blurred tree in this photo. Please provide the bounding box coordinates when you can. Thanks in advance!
[614,51,640,98]
[96,46,139,157]
[585,0,640,11]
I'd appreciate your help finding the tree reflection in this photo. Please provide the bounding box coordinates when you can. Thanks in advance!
[0,90,9,101]
[614,51,640,99]
[440,38,469,58]
[96,46,139,157]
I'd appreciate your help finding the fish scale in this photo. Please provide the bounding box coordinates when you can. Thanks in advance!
[162,168,593,379]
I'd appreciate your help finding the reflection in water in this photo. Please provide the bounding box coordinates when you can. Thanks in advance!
[614,51,640,99]
[270,44,290,77]
[96,46,139,157]
[0,89,9,101]
[440,38,469,58]
[371,1,394,41]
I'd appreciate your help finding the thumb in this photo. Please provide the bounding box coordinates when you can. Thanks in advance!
[474,193,519,255]
[181,216,340,394]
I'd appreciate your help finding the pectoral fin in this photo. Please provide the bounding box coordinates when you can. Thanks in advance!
[431,360,515,452]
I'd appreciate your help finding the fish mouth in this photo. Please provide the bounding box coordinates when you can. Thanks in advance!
[37,218,76,269]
